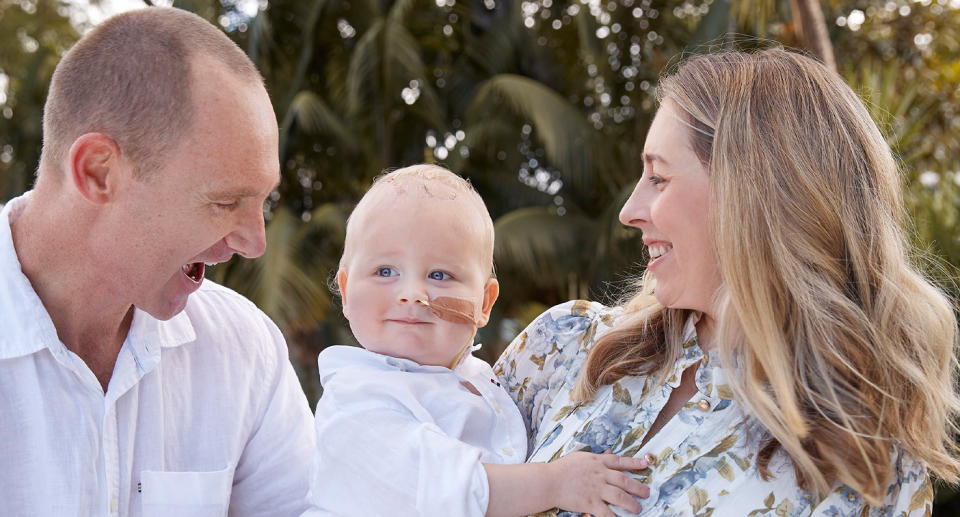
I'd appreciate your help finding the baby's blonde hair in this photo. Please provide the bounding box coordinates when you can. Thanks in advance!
[339,164,495,276]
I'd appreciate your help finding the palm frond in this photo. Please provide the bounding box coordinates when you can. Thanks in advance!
[216,204,346,332]
[346,18,385,118]
[468,74,599,191]
[494,206,597,291]
[284,90,358,152]
[247,11,272,65]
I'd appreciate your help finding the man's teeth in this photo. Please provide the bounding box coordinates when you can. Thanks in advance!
[181,262,204,284]
[648,244,672,258]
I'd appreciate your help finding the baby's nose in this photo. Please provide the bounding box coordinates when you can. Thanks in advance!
[397,281,428,304]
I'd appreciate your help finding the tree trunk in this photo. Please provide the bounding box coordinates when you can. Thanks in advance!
[789,0,836,71]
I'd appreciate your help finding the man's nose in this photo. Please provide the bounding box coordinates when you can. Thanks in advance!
[225,206,268,259]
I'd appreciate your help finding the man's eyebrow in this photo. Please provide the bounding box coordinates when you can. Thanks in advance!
[209,177,281,199]
[642,152,668,166]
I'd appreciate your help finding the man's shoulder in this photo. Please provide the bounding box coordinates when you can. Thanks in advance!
[179,280,283,354]
[184,279,270,325]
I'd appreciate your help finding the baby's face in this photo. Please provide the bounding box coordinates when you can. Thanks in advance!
[338,191,497,367]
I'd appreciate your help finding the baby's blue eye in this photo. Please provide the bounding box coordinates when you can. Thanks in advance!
[428,271,451,281]
[376,267,398,277]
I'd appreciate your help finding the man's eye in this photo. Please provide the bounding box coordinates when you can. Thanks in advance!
[428,271,451,281]
[213,201,240,211]
[376,267,398,277]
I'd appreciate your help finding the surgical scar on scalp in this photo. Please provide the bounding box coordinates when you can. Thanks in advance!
[417,296,477,325]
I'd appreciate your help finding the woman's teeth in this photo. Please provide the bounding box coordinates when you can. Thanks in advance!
[648,244,672,259]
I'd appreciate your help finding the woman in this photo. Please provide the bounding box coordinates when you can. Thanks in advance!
[495,48,960,516]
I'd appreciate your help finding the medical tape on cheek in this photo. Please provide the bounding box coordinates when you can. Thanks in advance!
[414,295,480,326]
[415,295,482,370]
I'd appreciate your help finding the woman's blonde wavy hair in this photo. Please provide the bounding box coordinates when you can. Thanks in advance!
[572,48,960,504]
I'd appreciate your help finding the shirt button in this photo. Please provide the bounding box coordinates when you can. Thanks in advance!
[110,499,118,513]
[644,453,657,466]
[502,447,514,456]
[697,400,711,411]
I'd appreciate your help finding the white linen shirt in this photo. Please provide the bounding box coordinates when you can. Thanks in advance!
[0,193,316,517]
[305,345,528,517]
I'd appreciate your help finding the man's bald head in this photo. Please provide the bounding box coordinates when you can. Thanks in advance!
[40,7,263,178]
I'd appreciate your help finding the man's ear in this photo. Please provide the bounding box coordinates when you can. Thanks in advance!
[475,277,500,328]
[337,269,350,320]
[67,133,128,204]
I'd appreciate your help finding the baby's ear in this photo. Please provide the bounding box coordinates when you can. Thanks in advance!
[337,269,350,319]
[475,278,499,327]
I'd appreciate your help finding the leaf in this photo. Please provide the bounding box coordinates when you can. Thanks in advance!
[705,434,739,457]
[908,476,933,511]
[689,486,709,514]
[729,452,752,471]
[689,0,732,50]
[775,498,794,517]
[612,381,633,405]
[551,403,580,422]
[716,384,735,400]
[529,353,546,371]
[494,207,597,291]
[714,457,735,482]
[764,491,776,508]
[468,74,601,191]
[285,91,356,149]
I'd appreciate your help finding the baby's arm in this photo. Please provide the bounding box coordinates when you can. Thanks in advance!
[483,451,650,517]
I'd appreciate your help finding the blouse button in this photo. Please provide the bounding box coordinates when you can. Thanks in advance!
[644,453,657,466]
[697,400,711,411]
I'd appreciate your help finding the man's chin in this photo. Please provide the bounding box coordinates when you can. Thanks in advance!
[139,291,194,321]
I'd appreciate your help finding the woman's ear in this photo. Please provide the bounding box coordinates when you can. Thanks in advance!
[475,278,500,328]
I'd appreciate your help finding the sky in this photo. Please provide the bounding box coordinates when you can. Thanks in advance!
[65,0,263,30]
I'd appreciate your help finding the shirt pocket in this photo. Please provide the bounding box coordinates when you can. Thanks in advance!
[139,465,233,517]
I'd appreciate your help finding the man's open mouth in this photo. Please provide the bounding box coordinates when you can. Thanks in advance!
[181,262,205,284]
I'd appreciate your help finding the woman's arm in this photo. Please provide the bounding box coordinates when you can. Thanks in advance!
[484,452,650,517]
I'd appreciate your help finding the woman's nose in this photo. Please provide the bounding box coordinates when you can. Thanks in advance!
[619,181,651,228]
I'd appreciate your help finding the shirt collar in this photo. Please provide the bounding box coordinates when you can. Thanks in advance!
[0,192,196,361]
[0,193,62,359]
[318,345,466,384]
[676,312,731,400]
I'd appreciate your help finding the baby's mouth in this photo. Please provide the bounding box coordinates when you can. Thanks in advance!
[181,262,205,284]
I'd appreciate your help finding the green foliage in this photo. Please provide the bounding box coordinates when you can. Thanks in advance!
[0,0,79,199]
[2,2,959,509]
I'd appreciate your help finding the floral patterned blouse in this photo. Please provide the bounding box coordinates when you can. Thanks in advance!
[493,301,933,517]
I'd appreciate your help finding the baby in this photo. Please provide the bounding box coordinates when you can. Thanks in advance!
[305,165,649,517]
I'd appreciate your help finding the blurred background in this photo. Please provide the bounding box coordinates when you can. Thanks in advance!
[1,0,958,510]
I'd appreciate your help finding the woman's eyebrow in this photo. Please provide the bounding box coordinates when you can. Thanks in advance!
[642,152,669,166]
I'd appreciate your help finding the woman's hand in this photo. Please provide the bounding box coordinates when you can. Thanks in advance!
[547,450,650,517]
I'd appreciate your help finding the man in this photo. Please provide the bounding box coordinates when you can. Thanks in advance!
[0,7,314,515]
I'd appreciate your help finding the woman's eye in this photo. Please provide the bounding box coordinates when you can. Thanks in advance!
[648,174,665,186]
[376,267,398,277]
[428,271,451,281]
